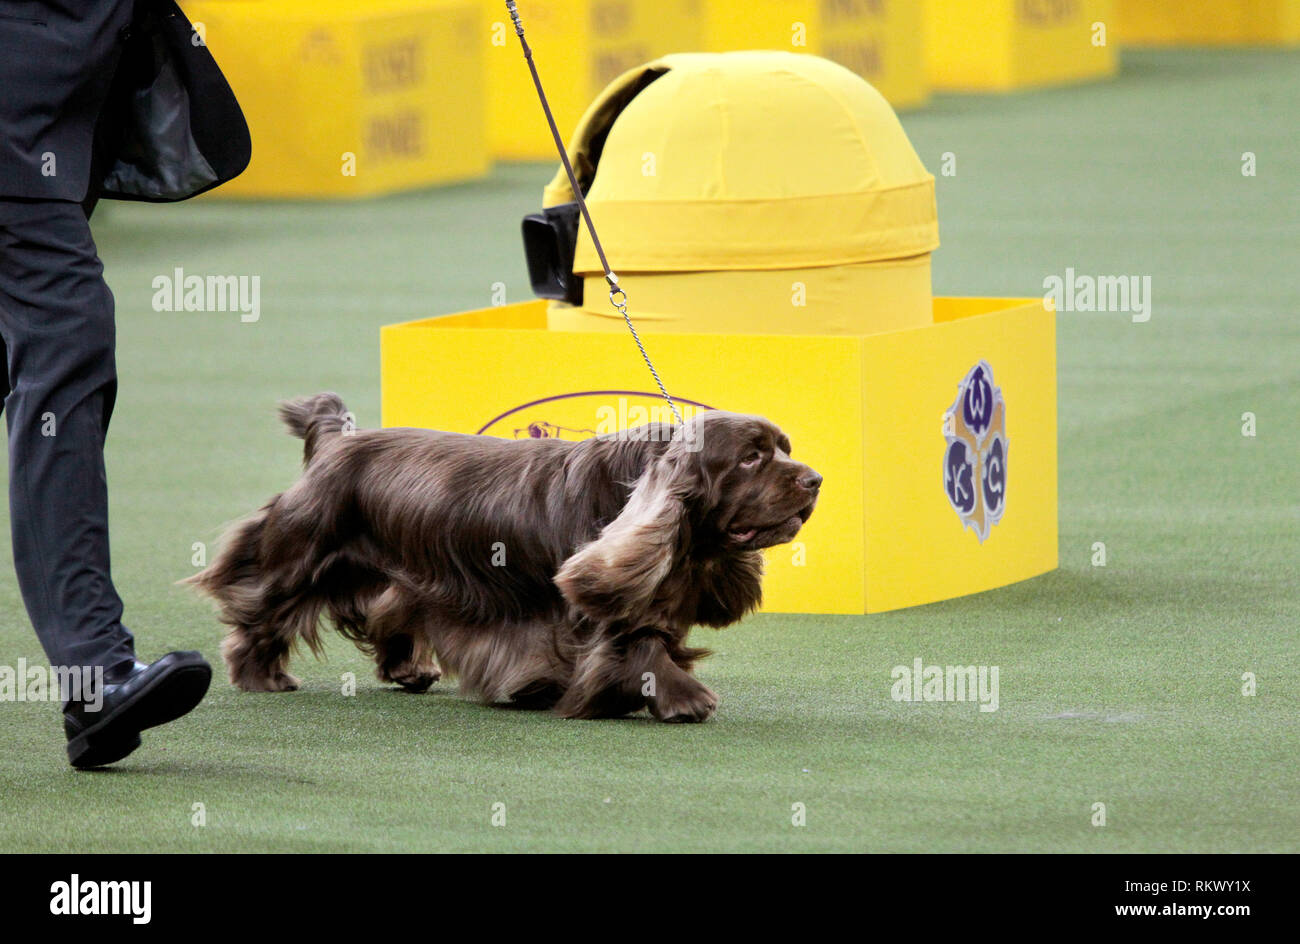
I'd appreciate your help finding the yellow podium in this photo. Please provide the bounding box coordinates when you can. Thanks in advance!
[186,0,489,198]
[1119,0,1300,45]
[701,0,929,110]
[926,0,1117,91]
[381,297,1058,615]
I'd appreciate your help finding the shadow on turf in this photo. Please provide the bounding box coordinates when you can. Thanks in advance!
[229,682,667,723]
[870,565,1280,625]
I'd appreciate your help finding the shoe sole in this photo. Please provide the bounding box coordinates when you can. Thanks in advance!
[68,658,212,769]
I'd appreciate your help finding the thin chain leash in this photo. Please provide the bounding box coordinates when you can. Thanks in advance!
[504,0,684,426]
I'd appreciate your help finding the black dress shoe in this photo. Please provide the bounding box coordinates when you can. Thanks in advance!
[64,651,212,768]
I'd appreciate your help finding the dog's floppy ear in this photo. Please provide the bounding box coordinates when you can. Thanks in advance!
[555,438,699,623]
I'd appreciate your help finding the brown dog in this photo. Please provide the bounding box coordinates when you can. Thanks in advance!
[188,393,820,722]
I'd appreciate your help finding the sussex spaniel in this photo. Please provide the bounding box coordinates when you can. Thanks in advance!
[188,393,820,722]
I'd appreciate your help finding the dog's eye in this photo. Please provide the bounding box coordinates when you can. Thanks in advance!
[739,450,764,469]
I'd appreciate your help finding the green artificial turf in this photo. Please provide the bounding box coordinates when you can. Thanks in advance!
[0,50,1297,853]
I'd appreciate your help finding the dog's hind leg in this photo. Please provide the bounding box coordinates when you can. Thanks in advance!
[216,575,325,694]
[359,584,442,693]
[220,617,303,693]
[189,499,332,692]
[504,679,566,710]
[374,632,441,693]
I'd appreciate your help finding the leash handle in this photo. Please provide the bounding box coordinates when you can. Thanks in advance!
[505,1,684,425]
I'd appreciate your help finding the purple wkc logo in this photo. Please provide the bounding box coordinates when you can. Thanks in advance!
[943,361,1008,542]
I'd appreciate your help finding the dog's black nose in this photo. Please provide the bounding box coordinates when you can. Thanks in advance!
[799,470,823,491]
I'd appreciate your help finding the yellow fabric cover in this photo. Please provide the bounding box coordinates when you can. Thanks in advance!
[549,254,933,337]
[541,51,938,334]
[544,51,939,272]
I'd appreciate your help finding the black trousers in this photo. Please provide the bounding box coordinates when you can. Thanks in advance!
[0,198,134,675]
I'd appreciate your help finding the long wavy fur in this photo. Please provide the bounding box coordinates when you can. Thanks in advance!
[186,394,819,722]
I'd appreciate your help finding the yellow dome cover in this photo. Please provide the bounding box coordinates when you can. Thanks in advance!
[544,51,940,275]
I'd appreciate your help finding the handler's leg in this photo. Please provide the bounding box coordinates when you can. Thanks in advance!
[0,198,134,675]
[0,198,210,768]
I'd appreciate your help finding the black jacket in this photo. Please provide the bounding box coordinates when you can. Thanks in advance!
[0,0,250,202]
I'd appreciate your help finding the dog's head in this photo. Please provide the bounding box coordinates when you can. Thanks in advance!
[683,411,821,552]
[555,411,820,624]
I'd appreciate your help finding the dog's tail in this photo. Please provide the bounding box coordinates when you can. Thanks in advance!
[182,504,271,608]
[279,392,351,464]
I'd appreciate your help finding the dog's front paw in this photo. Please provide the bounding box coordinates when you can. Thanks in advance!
[649,679,718,723]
